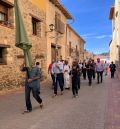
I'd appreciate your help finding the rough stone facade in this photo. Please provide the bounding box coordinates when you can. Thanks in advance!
[66,25,85,65]
[109,0,120,79]
[84,50,94,61]
[0,0,47,90]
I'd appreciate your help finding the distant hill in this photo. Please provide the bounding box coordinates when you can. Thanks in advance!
[96,52,109,56]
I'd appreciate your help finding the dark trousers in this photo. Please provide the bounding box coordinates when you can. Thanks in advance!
[77,76,80,89]
[92,70,96,79]
[54,73,64,95]
[111,70,115,78]
[51,74,55,88]
[25,85,42,111]
[87,72,92,86]
[97,71,103,83]
[82,69,86,79]
[61,73,64,86]
[72,77,78,95]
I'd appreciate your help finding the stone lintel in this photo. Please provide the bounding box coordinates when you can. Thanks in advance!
[0,44,10,48]
[29,13,43,22]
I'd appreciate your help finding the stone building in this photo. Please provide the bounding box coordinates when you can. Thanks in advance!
[0,0,46,90]
[84,50,94,61]
[0,0,85,90]
[66,25,85,64]
[109,0,120,79]
[31,0,73,68]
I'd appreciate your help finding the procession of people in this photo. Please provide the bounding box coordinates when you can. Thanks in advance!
[20,57,116,113]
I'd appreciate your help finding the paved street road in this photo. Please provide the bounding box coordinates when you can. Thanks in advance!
[0,76,118,129]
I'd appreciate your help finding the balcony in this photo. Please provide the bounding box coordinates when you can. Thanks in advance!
[0,20,13,28]
[55,18,65,34]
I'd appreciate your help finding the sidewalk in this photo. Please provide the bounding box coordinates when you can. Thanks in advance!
[105,76,120,129]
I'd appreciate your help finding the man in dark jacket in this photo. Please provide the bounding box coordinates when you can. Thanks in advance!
[86,60,94,86]
[109,61,116,78]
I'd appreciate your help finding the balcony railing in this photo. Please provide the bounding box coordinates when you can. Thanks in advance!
[0,20,13,28]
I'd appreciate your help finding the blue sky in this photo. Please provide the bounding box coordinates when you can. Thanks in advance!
[61,0,114,54]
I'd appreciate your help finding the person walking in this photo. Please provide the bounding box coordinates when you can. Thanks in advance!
[86,60,94,86]
[77,61,82,90]
[91,59,96,79]
[96,58,104,84]
[70,61,79,97]
[52,58,64,97]
[20,60,43,113]
[60,59,64,87]
[109,61,116,78]
[36,62,41,93]
[82,60,87,80]
[63,60,71,89]
[103,61,109,76]
[48,60,55,89]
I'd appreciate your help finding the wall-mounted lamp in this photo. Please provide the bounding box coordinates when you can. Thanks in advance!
[49,24,55,32]
[45,24,55,35]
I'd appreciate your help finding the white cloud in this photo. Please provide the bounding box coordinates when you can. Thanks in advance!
[96,35,112,39]
[81,34,112,39]
[81,33,96,37]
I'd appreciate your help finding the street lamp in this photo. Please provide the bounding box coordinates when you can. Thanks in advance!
[49,24,55,32]
[47,24,62,61]
[48,24,59,61]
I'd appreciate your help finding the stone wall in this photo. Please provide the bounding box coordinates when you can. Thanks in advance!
[0,0,47,90]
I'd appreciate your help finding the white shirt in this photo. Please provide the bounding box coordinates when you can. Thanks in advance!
[104,63,108,69]
[52,61,63,74]
[83,63,86,68]
[96,62,104,72]
[79,63,83,69]
[63,64,70,74]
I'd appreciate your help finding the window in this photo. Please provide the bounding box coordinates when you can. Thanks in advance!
[76,45,78,51]
[0,47,5,64]
[32,18,37,35]
[0,44,10,64]
[0,1,14,27]
[69,42,71,56]
[69,30,71,37]
[116,11,118,17]
[32,17,41,36]
[55,12,65,34]
[0,12,7,21]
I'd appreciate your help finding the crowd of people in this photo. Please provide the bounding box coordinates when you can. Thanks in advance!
[20,58,116,113]
[48,58,116,97]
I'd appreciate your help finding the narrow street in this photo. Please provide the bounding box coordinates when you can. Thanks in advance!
[0,75,119,129]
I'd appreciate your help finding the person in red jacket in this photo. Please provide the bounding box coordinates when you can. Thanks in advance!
[48,60,55,89]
